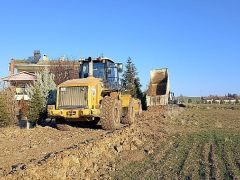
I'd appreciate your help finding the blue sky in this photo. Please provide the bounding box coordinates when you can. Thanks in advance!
[0,0,239,96]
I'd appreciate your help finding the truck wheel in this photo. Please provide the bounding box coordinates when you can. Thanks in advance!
[121,98,135,125]
[101,96,121,130]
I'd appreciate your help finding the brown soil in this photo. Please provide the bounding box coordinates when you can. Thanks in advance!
[0,104,240,179]
[0,124,105,176]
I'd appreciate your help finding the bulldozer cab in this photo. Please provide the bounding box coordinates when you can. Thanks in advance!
[79,57,123,90]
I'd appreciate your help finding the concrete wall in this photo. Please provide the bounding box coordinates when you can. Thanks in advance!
[147,95,169,106]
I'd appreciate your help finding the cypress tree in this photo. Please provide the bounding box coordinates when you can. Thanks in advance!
[122,57,137,96]
[121,57,147,110]
[26,68,56,121]
[28,84,45,122]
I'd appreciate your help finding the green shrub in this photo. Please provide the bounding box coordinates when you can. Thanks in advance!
[28,84,46,122]
[26,68,56,122]
[0,88,18,127]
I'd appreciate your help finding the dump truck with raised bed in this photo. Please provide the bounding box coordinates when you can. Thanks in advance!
[146,68,170,106]
[47,57,142,130]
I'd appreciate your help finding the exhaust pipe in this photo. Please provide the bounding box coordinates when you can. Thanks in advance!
[88,57,93,77]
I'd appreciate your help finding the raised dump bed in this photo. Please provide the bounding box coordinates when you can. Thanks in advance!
[147,68,170,106]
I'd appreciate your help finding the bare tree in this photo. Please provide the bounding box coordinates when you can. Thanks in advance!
[49,59,80,85]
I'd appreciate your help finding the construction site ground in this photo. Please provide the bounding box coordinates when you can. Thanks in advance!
[0,104,240,179]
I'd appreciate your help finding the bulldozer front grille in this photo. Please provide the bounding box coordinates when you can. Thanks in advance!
[58,86,88,108]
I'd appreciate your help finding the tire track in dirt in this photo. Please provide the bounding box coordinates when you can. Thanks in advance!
[176,147,191,179]
[198,141,207,180]
[158,136,192,179]
[202,142,210,180]
[212,143,224,180]
[208,143,217,179]
[212,134,234,180]
[180,141,198,179]
[221,144,235,179]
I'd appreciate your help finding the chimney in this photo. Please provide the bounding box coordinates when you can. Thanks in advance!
[9,59,16,75]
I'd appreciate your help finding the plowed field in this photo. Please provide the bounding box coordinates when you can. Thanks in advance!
[114,105,240,179]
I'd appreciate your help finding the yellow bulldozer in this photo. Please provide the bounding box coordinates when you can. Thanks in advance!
[47,57,142,130]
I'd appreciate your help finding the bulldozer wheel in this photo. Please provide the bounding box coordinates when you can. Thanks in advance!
[100,96,121,130]
[121,98,135,125]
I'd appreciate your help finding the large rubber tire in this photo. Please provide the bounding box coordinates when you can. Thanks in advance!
[121,98,135,125]
[100,96,121,130]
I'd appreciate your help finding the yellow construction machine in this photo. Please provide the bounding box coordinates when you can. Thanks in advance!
[47,57,142,130]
